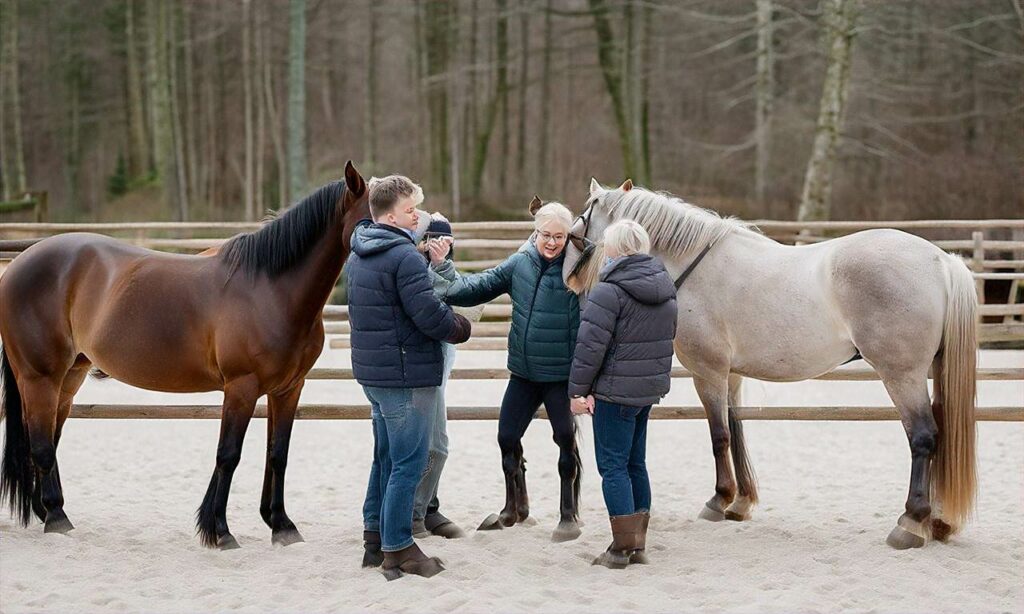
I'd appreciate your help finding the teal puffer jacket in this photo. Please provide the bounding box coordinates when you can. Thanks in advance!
[443,244,580,382]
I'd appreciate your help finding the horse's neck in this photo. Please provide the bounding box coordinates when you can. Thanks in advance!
[652,227,770,285]
[280,216,348,323]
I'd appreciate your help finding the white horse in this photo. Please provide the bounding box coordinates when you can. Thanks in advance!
[563,178,977,549]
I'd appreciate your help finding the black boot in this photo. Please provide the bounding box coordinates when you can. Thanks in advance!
[380,542,445,581]
[361,530,384,568]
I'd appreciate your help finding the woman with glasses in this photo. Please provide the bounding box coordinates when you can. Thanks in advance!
[441,198,585,542]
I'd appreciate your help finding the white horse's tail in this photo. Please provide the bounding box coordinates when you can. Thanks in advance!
[931,255,977,532]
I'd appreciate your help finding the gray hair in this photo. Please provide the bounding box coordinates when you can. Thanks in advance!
[367,175,424,220]
[604,219,651,256]
[533,202,573,232]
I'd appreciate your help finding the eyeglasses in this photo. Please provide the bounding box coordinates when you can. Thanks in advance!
[538,231,567,245]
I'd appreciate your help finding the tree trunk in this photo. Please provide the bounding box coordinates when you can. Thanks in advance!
[182,4,199,208]
[125,0,149,179]
[242,0,255,220]
[588,0,635,180]
[3,0,26,195]
[254,0,266,215]
[146,0,175,210]
[797,0,857,222]
[470,0,508,197]
[515,2,530,179]
[537,0,553,193]
[364,0,378,172]
[754,0,774,205]
[264,8,287,210]
[424,0,453,193]
[287,0,307,203]
[0,0,11,199]
[169,3,189,220]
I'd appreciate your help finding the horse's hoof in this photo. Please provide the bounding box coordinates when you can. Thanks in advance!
[886,517,927,550]
[698,504,726,522]
[519,515,538,527]
[43,514,74,534]
[551,520,582,543]
[724,510,750,522]
[216,533,241,550]
[477,513,504,531]
[271,528,304,547]
[499,510,518,528]
[930,518,954,543]
[592,549,630,569]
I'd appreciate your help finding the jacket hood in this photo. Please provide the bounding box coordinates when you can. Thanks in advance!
[601,254,676,305]
[351,223,414,257]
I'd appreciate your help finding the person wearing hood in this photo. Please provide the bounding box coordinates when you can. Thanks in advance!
[568,219,678,570]
[345,175,471,580]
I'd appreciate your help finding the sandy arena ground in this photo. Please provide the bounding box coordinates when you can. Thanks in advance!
[1,348,1021,613]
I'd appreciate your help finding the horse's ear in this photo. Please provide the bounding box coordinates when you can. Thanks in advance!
[619,179,633,192]
[589,177,601,194]
[344,161,366,196]
[528,195,544,216]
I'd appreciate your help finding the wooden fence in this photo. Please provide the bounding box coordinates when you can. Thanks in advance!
[0,218,1021,422]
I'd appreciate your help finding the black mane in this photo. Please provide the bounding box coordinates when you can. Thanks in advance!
[219,181,345,277]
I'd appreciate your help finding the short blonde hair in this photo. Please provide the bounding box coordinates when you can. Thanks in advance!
[533,202,573,232]
[604,219,651,256]
[367,175,424,219]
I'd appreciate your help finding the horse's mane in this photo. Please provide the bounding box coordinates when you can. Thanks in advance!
[219,181,345,277]
[600,187,756,260]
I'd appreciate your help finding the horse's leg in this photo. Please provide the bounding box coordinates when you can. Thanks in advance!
[694,375,736,521]
[880,372,937,549]
[264,384,304,546]
[547,382,582,542]
[724,374,758,521]
[29,360,89,524]
[20,375,73,534]
[196,377,258,550]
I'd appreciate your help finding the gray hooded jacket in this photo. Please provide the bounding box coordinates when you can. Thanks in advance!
[568,254,678,407]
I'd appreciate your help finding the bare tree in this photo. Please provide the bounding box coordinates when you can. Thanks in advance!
[754,0,773,206]
[797,0,858,222]
[287,0,307,203]
[243,0,255,220]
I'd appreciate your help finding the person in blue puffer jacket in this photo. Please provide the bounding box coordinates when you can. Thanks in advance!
[345,175,471,580]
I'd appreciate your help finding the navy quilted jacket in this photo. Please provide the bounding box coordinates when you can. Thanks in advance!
[443,244,580,382]
[345,222,467,388]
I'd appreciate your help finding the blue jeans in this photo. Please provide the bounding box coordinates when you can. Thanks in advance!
[361,385,435,552]
[592,400,652,517]
[413,343,456,522]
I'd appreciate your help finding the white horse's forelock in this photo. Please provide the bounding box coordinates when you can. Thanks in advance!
[600,187,756,260]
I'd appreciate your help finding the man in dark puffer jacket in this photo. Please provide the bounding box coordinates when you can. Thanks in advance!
[345,175,471,580]
[569,219,677,570]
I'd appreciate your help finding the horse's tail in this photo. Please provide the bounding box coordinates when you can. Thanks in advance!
[1,345,34,527]
[572,417,583,519]
[931,255,978,532]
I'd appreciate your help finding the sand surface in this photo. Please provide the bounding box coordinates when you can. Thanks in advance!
[1,349,1021,613]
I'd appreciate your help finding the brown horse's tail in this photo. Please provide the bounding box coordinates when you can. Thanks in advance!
[931,255,978,532]
[1,345,34,526]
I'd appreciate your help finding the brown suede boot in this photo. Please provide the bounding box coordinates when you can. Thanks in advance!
[591,513,644,569]
[361,531,384,568]
[380,542,445,581]
[629,512,650,564]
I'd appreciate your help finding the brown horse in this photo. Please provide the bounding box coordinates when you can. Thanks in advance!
[0,161,369,549]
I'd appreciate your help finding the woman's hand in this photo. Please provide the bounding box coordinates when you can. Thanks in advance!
[427,238,449,265]
[571,396,592,415]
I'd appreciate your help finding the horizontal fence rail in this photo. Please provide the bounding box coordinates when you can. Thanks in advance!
[67,404,1023,421]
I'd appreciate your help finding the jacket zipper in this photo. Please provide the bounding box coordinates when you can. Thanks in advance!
[521,262,545,377]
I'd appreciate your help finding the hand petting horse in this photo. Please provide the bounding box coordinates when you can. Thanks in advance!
[0,161,370,550]
[564,178,978,550]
